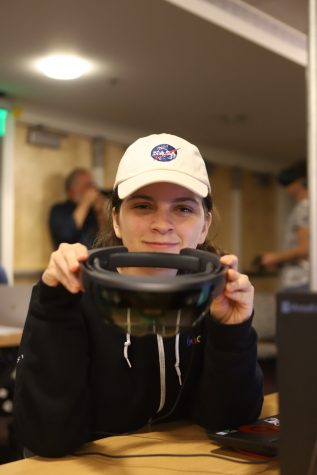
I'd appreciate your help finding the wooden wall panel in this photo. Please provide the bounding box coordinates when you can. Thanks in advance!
[241,170,278,292]
[208,164,233,254]
[241,171,277,267]
[13,124,124,275]
[104,142,125,188]
[14,125,92,272]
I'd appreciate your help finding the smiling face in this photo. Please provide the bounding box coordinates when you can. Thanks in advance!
[112,182,211,275]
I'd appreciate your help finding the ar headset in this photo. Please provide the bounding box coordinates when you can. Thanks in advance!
[81,246,228,337]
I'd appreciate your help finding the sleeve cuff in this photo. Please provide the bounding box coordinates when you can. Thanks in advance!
[38,280,80,303]
[28,280,83,322]
[207,311,255,351]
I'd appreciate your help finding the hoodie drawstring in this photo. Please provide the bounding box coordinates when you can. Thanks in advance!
[123,309,182,391]
[124,308,132,368]
[174,310,182,386]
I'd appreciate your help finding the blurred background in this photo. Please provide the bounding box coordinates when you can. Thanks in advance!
[0,0,309,461]
[0,0,307,292]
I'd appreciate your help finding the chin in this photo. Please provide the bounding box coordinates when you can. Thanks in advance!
[142,244,181,254]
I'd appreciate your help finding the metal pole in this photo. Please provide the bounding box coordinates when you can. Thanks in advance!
[308,0,317,291]
[0,114,15,284]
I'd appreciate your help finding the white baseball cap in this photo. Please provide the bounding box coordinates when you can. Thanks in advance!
[114,133,211,199]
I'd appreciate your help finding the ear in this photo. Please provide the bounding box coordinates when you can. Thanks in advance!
[198,212,212,244]
[112,207,122,239]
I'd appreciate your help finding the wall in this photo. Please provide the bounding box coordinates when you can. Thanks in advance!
[103,142,124,188]
[209,165,278,292]
[207,163,233,254]
[13,123,124,278]
[241,170,278,292]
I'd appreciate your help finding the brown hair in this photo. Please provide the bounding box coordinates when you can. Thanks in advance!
[64,168,90,193]
[94,188,221,255]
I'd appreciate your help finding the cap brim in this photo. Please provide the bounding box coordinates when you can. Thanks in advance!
[117,170,209,199]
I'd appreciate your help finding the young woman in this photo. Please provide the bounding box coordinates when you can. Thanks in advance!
[14,133,263,457]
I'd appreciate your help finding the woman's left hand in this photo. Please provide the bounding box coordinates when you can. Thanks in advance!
[210,254,254,325]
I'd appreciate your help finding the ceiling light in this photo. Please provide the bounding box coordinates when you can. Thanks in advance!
[36,54,91,80]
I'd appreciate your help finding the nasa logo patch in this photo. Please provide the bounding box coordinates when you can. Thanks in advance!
[151,143,179,162]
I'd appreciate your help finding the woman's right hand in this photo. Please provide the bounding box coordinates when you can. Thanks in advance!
[42,243,89,293]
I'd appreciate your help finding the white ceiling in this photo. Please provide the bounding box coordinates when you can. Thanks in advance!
[0,0,308,170]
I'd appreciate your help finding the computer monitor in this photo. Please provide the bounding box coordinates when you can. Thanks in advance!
[277,291,317,475]
[0,285,32,327]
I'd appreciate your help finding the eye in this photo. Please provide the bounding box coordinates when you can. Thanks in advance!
[133,202,152,210]
[177,205,194,214]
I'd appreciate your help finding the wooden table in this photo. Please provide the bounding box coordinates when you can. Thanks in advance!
[0,393,279,474]
[0,327,22,348]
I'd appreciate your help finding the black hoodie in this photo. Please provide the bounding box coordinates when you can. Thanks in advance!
[14,281,263,457]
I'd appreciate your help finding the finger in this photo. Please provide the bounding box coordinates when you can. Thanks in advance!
[45,244,88,293]
[222,289,254,314]
[220,254,238,271]
[224,276,254,313]
[225,270,252,292]
[59,243,88,272]
[59,244,88,291]
[42,254,74,290]
[50,252,82,293]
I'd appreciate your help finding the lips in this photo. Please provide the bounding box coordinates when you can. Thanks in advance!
[143,241,179,250]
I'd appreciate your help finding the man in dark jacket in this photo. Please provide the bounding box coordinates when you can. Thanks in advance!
[49,168,110,249]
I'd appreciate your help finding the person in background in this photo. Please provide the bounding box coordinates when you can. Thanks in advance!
[14,133,263,458]
[261,160,309,291]
[49,168,111,249]
[0,264,8,284]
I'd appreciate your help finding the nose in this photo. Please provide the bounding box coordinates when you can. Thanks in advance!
[151,207,174,233]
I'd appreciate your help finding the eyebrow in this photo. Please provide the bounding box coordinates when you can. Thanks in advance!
[127,194,200,204]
